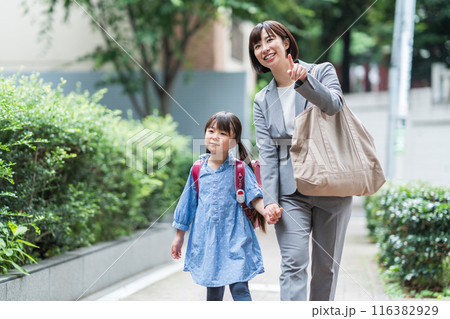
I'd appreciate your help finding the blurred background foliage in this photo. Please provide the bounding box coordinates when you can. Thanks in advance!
[0,72,192,273]
[35,0,449,114]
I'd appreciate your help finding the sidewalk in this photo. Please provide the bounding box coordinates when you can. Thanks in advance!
[89,205,390,301]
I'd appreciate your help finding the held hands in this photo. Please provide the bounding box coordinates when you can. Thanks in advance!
[287,54,307,82]
[252,198,282,225]
[264,203,283,224]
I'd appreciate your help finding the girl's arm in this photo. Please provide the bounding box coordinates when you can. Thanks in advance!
[171,167,198,259]
[172,167,198,231]
[171,229,186,259]
[251,197,281,224]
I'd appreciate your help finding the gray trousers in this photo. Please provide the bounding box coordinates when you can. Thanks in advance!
[275,191,352,301]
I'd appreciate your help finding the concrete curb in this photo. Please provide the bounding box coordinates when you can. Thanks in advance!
[0,223,174,301]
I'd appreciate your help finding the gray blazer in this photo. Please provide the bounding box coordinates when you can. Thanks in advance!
[253,60,344,206]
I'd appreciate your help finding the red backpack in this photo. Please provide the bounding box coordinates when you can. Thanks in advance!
[191,159,262,228]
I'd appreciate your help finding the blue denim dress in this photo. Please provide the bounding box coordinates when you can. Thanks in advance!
[172,152,264,287]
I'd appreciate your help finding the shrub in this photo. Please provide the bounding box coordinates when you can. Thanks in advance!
[1,104,44,275]
[364,182,450,295]
[0,218,40,275]
[0,72,191,271]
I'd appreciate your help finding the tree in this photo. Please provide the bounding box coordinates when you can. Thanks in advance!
[33,1,235,117]
[239,0,381,93]
[305,0,378,93]
[32,0,311,117]
[361,0,450,87]
[411,0,450,86]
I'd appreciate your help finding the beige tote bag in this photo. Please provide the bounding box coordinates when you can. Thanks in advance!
[289,66,386,197]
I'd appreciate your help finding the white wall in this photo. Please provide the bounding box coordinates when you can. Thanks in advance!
[404,88,450,184]
[346,87,450,186]
[0,1,103,71]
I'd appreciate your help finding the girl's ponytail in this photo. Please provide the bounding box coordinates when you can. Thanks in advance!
[237,141,254,172]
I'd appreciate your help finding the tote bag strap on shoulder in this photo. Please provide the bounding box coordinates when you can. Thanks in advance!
[310,64,319,78]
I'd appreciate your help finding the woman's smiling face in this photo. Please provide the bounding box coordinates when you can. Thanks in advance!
[253,28,289,71]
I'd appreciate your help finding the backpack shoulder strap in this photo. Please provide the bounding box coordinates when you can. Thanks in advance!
[235,159,245,191]
[192,160,203,196]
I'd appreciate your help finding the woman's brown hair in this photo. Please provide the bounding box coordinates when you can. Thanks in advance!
[204,111,266,232]
[248,20,299,74]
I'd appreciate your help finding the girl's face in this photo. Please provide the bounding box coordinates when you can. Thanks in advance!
[253,28,289,71]
[204,122,236,155]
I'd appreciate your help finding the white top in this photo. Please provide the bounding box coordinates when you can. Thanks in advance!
[277,83,296,135]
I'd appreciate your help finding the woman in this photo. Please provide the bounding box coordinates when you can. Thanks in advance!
[248,20,353,301]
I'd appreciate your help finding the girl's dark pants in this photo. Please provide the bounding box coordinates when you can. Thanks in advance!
[206,281,251,301]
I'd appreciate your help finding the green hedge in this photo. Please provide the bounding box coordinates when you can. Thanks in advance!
[364,182,450,296]
[0,73,192,274]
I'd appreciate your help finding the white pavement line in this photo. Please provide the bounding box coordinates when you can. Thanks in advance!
[249,283,280,293]
[86,262,184,301]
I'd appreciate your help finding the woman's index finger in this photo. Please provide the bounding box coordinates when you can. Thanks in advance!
[288,53,295,69]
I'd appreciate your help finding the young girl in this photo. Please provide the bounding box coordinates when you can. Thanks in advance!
[170,111,278,301]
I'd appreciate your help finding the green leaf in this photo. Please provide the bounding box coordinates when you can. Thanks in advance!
[5,260,29,275]
[1,265,8,274]
[8,222,17,235]
[31,224,41,236]
[2,248,13,257]
[0,192,17,197]
[13,226,28,238]
[21,251,38,264]
[170,0,183,7]
[16,239,39,249]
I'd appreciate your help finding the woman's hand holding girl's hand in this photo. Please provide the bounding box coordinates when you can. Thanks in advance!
[171,230,185,259]
[264,203,283,224]
[287,54,307,82]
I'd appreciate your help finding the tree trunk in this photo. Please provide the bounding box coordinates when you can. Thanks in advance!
[342,30,351,93]
[127,91,145,119]
[159,91,170,115]
[160,75,178,116]
[142,76,151,117]
[364,63,371,92]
